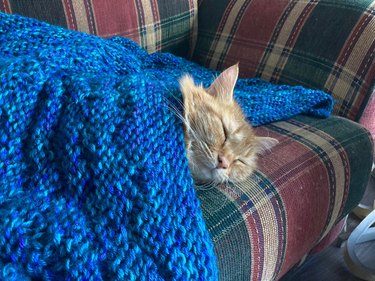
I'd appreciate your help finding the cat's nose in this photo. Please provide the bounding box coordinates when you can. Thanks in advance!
[217,155,229,169]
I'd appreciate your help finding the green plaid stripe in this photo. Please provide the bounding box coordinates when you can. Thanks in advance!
[206,0,252,70]
[325,7,375,119]
[197,186,252,280]
[197,173,287,280]
[273,1,374,120]
[134,0,196,56]
[4,0,68,28]
[157,11,196,56]
[198,115,373,280]
[257,1,317,82]
[192,0,232,66]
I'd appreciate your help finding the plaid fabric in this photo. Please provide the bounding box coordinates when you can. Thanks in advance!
[1,2,373,280]
[192,0,375,121]
[0,0,197,56]
[360,90,375,142]
[197,115,373,280]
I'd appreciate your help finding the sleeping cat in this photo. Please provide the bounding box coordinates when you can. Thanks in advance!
[179,64,278,184]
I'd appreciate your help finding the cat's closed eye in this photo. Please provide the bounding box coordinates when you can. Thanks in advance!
[221,123,227,144]
[235,159,247,165]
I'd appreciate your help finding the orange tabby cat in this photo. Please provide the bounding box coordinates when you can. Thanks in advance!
[179,64,278,184]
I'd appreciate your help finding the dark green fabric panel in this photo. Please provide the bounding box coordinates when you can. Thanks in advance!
[277,53,333,89]
[294,115,373,217]
[213,221,252,281]
[10,0,67,28]
[157,0,189,19]
[197,188,245,240]
[289,0,372,61]
[196,0,232,36]
[162,37,190,58]
[197,187,252,280]
[280,0,371,88]
[159,12,192,57]
[192,0,232,61]
[157,0,190,57]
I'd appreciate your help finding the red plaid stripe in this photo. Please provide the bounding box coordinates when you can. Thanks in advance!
[0,0,11,13]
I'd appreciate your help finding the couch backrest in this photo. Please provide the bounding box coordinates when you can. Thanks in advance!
[192,0,375,122]
[0,0,197,57]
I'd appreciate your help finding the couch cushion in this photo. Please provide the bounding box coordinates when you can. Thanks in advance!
[192,0,375,121]
[0,0,197,56]
[197,115,373,280]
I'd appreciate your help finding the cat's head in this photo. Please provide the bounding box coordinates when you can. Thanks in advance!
[180,64,278,184]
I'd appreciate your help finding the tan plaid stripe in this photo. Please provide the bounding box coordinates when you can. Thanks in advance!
[258,0,318,81]
[66,0,91,33]
[199,174,286,280]
[207,0,251,70]
[244,173,284,281]
[136,0,160,53]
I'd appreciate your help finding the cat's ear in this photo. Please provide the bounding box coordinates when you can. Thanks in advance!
[207,63,239,101]
[254,137,279,155]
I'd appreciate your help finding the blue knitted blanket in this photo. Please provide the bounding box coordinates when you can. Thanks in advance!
[0,13,333,280]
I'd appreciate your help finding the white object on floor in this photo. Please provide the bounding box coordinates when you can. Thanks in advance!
[344,208,375,281]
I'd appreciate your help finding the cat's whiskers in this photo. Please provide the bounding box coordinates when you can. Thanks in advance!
[163,101,208,148]
[160,94,182,117]
[193,151,215,169]
[156,78,186,124]
[158,78,184,104]
[198,141,214,161]
[164,98,219,174]
[195,181,216,190]
[151,72,185,107]
[163,98,203,144]
[165,101,186,124]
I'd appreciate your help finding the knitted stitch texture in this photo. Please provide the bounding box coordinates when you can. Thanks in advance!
[0,13,333,280]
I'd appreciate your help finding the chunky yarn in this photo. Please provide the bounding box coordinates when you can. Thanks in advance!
[0,13,333,280]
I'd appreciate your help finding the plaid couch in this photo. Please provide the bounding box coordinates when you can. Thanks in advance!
[1,0,374,280]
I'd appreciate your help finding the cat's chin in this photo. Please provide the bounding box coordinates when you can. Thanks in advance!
[193,169,229,185]
[211,168,229,183]
[190,162,253,184]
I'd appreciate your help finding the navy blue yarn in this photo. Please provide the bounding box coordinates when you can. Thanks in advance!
[0,13,333,280]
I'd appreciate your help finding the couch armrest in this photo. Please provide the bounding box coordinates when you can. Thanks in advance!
[192,0,375,121]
